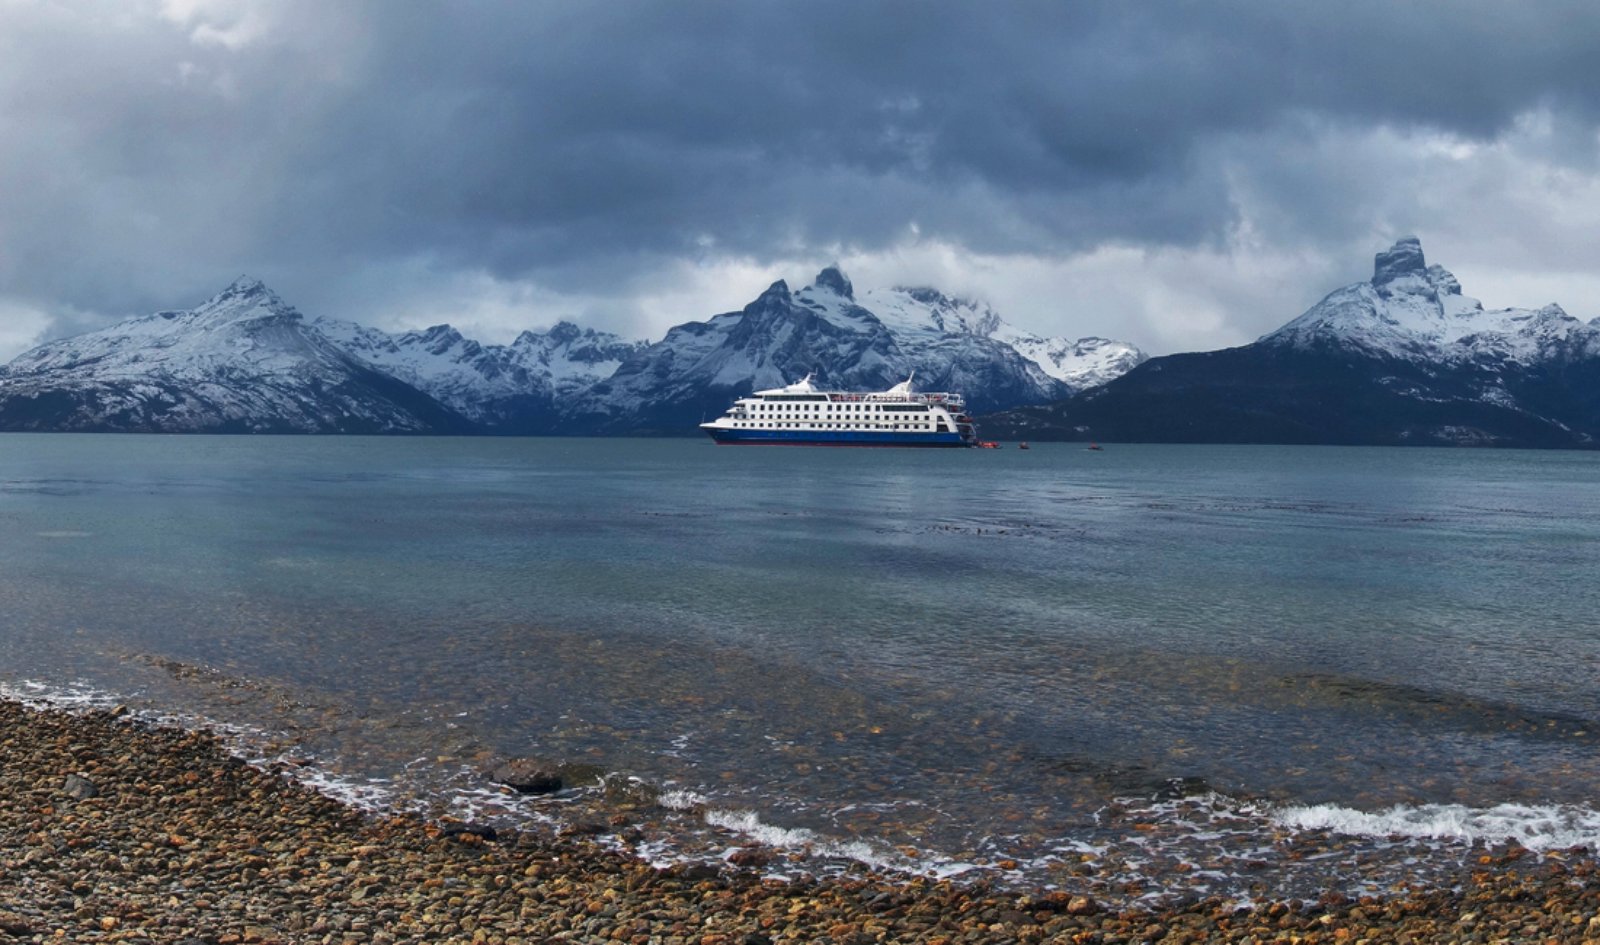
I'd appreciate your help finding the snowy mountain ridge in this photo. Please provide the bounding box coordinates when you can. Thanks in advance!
[0,268,1139,434]
[1262,236,1600,364]
[574,266,1137,433]
[312,316,645,426]
[6,277,311,379]
[0,278,466,433]
[860,282,1147,390]
[986,237,1600,449]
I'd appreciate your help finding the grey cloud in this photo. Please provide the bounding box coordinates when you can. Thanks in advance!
[3,0,1599,348]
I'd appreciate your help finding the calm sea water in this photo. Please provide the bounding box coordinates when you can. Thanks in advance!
[4,434,1600,902]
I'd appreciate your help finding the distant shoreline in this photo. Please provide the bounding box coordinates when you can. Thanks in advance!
[6,429,1600,454]
[2,697,1595,943]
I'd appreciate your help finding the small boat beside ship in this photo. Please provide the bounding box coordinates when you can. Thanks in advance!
[700,375,980,447]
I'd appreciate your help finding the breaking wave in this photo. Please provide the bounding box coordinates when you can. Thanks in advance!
[1275,801,1600,852]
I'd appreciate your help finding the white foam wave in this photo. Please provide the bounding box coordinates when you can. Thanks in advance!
[658,789,711,810]
[1275,802,1600,851]
[657,787,914,872]
[0,678,122,710]
[3,678,438,823]
[704,807,899,868]
[293,767,414,813]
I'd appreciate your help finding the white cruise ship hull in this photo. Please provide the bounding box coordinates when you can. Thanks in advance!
[703,427,971,447]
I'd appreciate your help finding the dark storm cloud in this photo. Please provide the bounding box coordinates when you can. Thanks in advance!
[2,0,1599,344]
[276,1,1600,258]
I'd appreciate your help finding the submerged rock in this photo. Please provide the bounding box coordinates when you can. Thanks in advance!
[485,756,604,794]
[439,822,498,843]
[603,774,661,808]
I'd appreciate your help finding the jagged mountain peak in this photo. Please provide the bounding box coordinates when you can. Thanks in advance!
[212,275,289,307]
[1254,236,1600,377]
[8,276,318,377]
[222,274,269,295]
[812,266,854,300]
[1373,236,1426,286]
[190,275,304,327]
[536,320,586,345]
[1369,237,1459,305]
[0,279,466,433]
[1263,238,1515,357]
[513,321,643,364]
[899,286,969,310]
[1426,264,1462,297]
[855,286,984,343]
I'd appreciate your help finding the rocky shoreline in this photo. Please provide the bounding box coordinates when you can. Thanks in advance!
[3,698,1598,944]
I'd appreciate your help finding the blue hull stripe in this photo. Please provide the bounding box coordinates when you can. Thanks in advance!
[704,428,971,447]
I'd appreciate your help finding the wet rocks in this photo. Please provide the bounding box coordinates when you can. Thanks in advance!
[4,696,1600,944]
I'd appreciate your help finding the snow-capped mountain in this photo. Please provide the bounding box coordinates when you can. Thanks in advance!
[996,332,1149,391]
[573,274,913,434]
[0,268,1141,436]
[573,266,1134,433]
[0,278,467,433]
[1262,236,1600,365]
[314,317,643,431]
[863,284,1147,391]
[986,238,1600,448]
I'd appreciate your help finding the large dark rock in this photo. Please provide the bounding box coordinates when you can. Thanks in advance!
[485,757,604,795]
[62,772,99,800]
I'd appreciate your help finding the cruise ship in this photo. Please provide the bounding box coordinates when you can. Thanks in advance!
[699,375,980,447]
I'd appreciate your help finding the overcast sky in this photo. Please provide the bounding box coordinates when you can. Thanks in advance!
[3,0,1599,362]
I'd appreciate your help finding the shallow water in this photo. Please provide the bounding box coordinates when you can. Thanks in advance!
[4,434,1600,901]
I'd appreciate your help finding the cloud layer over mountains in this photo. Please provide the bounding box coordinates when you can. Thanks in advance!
[3,1,1600,361]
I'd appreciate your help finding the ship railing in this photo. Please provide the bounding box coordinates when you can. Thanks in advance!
[826,393,964,406]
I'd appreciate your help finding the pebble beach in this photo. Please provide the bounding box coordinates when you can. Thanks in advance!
[4,698,1600,945]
